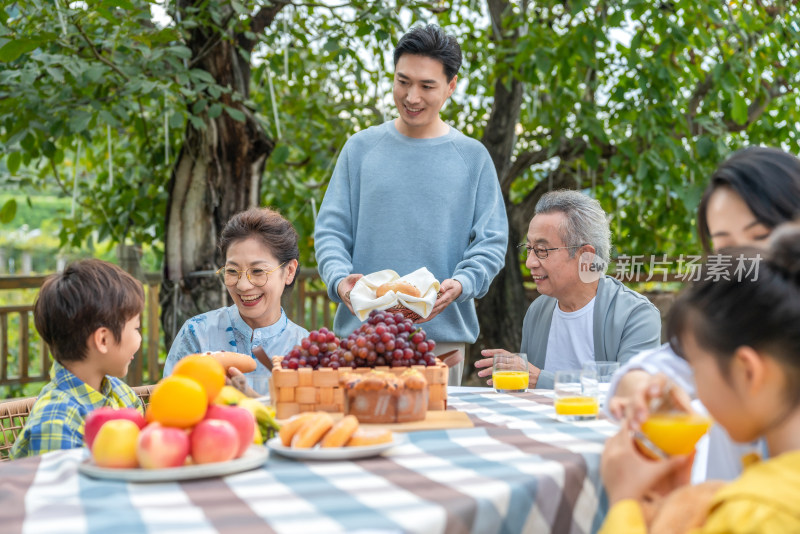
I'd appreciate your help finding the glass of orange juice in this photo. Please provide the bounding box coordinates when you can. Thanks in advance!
[492,353,529,393]
[554,369,599,421]
[637,411,712,457]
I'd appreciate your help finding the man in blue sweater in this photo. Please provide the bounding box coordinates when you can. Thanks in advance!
[314,25,509,385]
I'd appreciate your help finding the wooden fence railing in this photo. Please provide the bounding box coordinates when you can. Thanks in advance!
[0,262,678,393]
[0,269,335,392]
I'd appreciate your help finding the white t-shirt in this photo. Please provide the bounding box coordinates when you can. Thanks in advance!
[543,297,595,372]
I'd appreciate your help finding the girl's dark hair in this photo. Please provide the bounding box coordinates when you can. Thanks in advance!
[668,222,800,404]
[219,208,300,287]
[393,24,462,82]
[697,146,800,252]
[34,259,144,363]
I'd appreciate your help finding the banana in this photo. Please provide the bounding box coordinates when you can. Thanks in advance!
[238,398,281,439]
[213,385,248,405]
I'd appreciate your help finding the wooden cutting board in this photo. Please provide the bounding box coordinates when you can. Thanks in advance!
[348,410,474,433]
[277,410,474,432]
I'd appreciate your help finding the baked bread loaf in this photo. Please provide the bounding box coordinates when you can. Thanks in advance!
[376,281,421,298]
[341,369,428,423]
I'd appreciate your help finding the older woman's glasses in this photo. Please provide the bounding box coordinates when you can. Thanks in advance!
[517,243,585,260]
[215,263,285,287]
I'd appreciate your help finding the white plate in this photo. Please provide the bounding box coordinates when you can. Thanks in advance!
[266,435,402,460]
[78,445,268,482]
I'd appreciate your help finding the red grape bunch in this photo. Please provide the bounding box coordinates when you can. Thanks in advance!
[280,327,341,370]
[339,310,437,368]
[280,310,437,370]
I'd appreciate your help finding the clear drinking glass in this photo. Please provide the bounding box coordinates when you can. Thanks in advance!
[492,353,529,393]
[554,369,599,421]
[582,361,620,401]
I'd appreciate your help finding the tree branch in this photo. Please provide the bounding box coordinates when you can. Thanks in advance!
[723,80,790,133]
[686,71,714,131]
[74,21,130,81]
[251,4,288,36]
[237,3,288,52]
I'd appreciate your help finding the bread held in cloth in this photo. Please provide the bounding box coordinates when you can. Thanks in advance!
[375,280,421,299]
[350,267,440,321]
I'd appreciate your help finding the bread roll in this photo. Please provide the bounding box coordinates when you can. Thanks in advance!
[320,415,359,448]
[346,428,393,447]
[376,281,421,298]
[279,413,317,447]
[291,412,334,448]
[201,351,257,373]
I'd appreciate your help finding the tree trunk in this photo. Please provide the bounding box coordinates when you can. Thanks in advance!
[472,0,583,376]
[160,3,276,350]
[473,0,528,367]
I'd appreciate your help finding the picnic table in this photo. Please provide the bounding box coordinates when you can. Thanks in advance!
[0,387,617,534]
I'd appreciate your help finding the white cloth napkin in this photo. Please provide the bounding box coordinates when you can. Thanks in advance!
[350,267,440,321]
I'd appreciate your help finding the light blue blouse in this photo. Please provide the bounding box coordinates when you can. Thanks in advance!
[163,305,308,384]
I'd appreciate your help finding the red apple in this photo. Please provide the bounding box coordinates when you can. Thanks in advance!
[136,423,191,469]
[190,419,239,464]
[204,404,255,458]
[84,407,146,449]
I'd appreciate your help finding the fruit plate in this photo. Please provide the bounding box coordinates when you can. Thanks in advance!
[265,435,404,461]
[78,445,268,482]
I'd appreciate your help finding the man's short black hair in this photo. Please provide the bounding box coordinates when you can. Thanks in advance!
[393,24,462,82]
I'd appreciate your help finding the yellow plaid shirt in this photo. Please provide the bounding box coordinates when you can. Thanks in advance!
[10,361,143,459]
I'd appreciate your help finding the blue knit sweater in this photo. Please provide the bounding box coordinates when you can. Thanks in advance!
[314,120,509,343]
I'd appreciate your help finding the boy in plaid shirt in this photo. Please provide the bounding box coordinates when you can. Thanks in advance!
[10,259,145,458]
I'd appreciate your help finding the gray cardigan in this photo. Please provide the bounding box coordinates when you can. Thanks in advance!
[520,275,662,389]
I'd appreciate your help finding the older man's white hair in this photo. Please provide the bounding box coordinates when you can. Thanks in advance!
[535,190,612,263]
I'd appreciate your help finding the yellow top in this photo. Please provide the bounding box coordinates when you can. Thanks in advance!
[600,450,800,533]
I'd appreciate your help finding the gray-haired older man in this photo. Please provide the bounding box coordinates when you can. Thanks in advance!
[475,190,661,389]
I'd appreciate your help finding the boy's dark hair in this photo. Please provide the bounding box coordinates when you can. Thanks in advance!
[35,259,144,364]
[668,222,800,406]
[393,24,462,82]
[697,146,800,252]
[219,207,300,287]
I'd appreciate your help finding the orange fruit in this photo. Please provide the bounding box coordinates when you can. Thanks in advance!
[146,376,208,428]
[172,354,226,403]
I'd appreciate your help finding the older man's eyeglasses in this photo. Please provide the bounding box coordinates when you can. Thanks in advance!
[215,263,286,287]
[517,243,585,260]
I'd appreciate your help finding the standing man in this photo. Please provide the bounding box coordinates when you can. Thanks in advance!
[475,190,661,388]
[314,24,508,385]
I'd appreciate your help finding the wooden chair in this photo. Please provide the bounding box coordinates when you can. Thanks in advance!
[0,397,38,462]
[0,384,156,462]
[132,384,155,410]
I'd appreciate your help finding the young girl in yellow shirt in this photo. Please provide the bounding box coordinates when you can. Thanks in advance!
[600,222,800,533]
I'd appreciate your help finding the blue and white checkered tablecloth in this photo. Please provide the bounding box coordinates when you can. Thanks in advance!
[0,388,618,534]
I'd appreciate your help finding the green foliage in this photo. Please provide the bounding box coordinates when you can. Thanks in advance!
[478,1,800,255]
[1,0,799,286]
[0,0,196,257]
